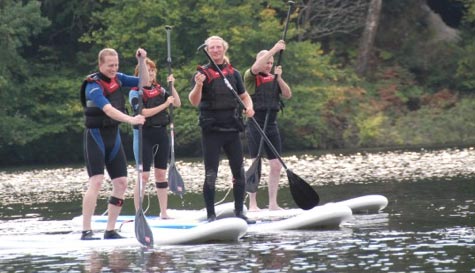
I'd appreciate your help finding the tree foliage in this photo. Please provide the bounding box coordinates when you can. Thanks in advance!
[2,0,475,166]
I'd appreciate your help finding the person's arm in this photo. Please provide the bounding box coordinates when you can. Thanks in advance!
[243,69,257,95]
[189,72,206,106]
[168,74,181,107]
[251,40,286,74]
[274,66,292,99]
[103,104,145,125]
[240,92,254,118]
[136,48,150,87]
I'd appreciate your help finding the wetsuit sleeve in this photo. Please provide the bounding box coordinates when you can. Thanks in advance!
[243,68,256,95]
[233,70,245,95]
[128,89,140,115]
[85,82,110,109]
[117,72,140,88]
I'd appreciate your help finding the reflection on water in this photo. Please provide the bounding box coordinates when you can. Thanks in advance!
[0,148,475,272]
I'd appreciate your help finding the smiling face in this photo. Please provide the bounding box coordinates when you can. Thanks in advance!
[206,36,228,64]
[98,49,119,79]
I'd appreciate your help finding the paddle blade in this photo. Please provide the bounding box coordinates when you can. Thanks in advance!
[287,170,320,210]
[168,163,185,197]
[245,158,262,193]
[134,211,154,247]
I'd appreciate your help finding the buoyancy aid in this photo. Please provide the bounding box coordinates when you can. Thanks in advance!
[196,63,244,132]
[252,73,281,111]
[132,84,170,127]
[197,63,238,111]
[80,72,124,128]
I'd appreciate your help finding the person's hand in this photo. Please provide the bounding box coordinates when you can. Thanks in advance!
[194,72,206,86]
[167,74,175,84]
[136,48,147,60]
[166,96,175,106]
[274,65,282,77]
[131,114,145,125]
[244,107,254,118]
[272,40,286,53]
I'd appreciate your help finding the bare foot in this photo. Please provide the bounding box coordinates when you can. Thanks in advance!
[248,206,261,212]
[268,205,283,211]
[160,213,173,220]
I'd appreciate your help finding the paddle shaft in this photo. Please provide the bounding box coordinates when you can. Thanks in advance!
[254,1,294,159]
[135,53,154,246]
[165,26,176,164]
[199,48,290,171]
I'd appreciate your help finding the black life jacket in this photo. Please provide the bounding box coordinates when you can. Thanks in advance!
[80,72,124,128]
[196,63,244,132]
[251,73,281,111]
[197,63,238,111]
[132,84,170,127]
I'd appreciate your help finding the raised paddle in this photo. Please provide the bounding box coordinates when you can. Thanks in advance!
[165,25,185,198]
[197,45,320,210]
[134,52,154,247]
[246,0,295,193]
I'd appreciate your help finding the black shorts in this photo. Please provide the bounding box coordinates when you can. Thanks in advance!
[246,118,282,160]
[83,127,127,179]
[140,126,170,171]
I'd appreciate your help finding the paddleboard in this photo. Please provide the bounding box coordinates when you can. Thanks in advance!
[0,217,247,253]
[82,203,351,234]
[247,203,352,232]
[244,194,388,221]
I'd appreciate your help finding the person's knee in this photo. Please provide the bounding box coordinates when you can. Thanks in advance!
[111,177,127,193]
[88,175,104,191]
[269,159,282,174]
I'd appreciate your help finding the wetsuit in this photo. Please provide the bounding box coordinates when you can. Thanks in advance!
[243,69,282,160]
[129,84,170,171]
[82,72,139,179]
[192,63,247,218]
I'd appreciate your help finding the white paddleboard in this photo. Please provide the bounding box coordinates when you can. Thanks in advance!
[0,217,247,253]
[245,194,388,221]
[247,203,352,232]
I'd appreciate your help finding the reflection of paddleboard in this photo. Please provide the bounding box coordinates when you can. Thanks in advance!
[0,217,248,253]
[245,194,388,221]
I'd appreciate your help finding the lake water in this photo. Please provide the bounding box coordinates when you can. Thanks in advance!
[0,147,474,272]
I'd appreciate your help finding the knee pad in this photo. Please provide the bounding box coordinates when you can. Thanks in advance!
[155,181,168,189]
[108,196,124,207]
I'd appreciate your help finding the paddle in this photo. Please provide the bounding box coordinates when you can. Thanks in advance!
[165,25,185,198]
[134,52,154,247]
[245,0,295,193]
[197,45,320,210]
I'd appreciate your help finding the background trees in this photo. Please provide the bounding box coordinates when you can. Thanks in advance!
[1,0,474,166]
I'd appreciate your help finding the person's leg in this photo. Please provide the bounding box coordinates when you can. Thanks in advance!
[268,159,283,210]
[82,174,104,231]
[202,131,221,220]
[264,124,283,210]
[153,127,170,218]
[245,121,262,211]
[223,132,255,224]
[154,168,169,218]
[107,176,127,231]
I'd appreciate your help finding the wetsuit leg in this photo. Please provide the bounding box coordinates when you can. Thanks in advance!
[222,132,245,213]
[201,130,222,218]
